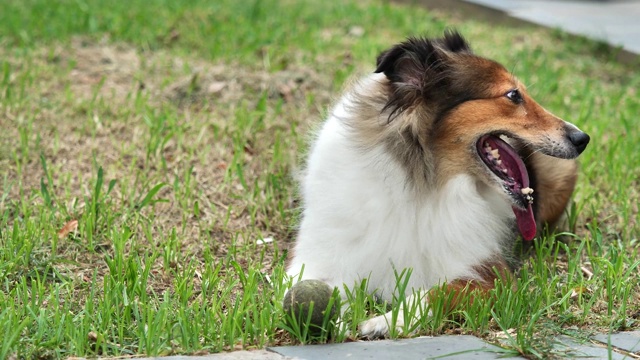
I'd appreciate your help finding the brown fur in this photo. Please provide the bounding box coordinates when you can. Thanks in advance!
[429,259,513,314]
[528,154,578,229]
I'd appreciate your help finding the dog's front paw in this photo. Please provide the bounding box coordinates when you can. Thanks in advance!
[358,312,404,339]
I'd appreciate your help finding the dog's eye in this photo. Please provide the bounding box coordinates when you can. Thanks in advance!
[505,89,523,104]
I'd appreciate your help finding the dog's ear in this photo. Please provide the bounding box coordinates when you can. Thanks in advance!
[440,30,471,53]
[375,39,431,90]
[374,31,472,119]
[375,40,437,89]
[375,31,470,85]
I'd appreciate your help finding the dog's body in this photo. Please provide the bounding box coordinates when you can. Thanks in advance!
[287,32,589,338]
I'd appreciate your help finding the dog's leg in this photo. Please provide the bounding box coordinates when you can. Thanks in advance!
[359,260,512,339]
[358,281,493,339]
[358,289,428,339]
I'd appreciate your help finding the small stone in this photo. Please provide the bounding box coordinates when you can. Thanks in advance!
[88,331,98,342]
[348,26,365,37]
[207,81,226,94]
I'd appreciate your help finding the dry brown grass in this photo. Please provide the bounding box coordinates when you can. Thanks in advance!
[1,37,339,299]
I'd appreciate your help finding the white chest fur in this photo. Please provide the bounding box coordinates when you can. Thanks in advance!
[288,95,515,300]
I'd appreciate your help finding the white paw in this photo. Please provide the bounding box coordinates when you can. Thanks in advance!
[358,312,405,339]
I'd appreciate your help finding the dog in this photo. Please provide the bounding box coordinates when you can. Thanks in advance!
[286,31,589,338]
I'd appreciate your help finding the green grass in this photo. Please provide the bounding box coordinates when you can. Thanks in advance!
[0,0,639,358]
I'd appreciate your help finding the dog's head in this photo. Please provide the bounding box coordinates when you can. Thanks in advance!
[372,31,589,240]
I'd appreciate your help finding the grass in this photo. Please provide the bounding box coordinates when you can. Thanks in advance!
[0,0,638,358]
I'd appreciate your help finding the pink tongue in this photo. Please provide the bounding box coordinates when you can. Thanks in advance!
[513,204,536,241]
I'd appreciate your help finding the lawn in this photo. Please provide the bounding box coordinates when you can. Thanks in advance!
[0,0,639,358]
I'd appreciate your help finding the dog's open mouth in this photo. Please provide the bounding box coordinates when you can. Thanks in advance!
[477,135,536,241]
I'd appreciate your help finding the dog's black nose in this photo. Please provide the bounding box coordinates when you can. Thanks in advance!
[568,130,590,154]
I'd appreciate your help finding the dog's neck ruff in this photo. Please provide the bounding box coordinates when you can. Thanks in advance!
[288,87,517,299]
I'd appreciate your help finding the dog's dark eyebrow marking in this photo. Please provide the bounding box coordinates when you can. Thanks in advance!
[433,95,479,124]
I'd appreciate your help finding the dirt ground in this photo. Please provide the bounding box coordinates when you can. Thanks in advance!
[1,37,340,298]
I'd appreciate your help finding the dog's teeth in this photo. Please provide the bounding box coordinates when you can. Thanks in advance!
[496,160,502,166]
[521,187,534,204]
[490,149,500,159]
[521,187,534,195]
[502,168,508,174]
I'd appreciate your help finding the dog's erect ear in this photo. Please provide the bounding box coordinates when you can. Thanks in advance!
[374,31,472,119]
[440,30,471,53]
[375,31,471,89]
[375,39,438,89]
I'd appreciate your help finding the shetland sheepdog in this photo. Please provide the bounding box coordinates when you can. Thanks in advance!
[287,31,589,338]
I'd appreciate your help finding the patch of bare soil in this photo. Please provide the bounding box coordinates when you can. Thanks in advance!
[0,37,334,298]
[58,38,331,107]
